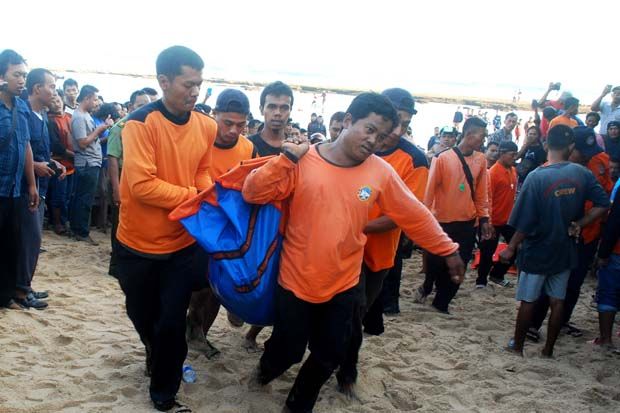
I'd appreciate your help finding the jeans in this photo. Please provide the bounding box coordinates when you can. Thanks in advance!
[116,242,208,404]
[15,194,43,292]
[424,220,476,313]
[476,224,515,286]
[70,165,100,237]
[258,284,356,413]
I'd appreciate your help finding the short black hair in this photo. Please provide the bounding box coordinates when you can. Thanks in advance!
[248,119,262,128]
[141,87,158,97]
[462,117,488,136]
[547,125,575,150]
[486,141,499,148]
[77,85,99,103]
[26,68,54,95]
[56,89,64,99]
[527,125,542,138]
[291,123,300,130]
[330,111,346,125]
[505,112,517,120]
[94,102,121,122]
[0,49,26,77]
[259,81,294,108]
[346,92,399,130]
[586,111,600,122]
[542,106,557,121]
[156,45,204,81]
[63,78,78,91]
[130,89,148,105]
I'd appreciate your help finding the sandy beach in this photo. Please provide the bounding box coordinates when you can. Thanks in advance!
[1,230,619,413]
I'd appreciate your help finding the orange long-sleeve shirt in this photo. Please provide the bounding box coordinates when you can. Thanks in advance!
[117,101,216,254]
[364,138,429,271]
[210,135,257,178]
[424,148,490,223]
[488,162,517,226]
[242,145,458,303]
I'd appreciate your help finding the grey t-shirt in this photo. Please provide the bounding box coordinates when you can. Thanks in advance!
[71,109,102,167]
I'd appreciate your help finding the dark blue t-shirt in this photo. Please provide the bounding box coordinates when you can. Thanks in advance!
[604,136,620,161]
[509,162,610,274]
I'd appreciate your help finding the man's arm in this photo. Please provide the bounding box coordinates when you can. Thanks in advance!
[122,121,200,209]
[592,85,612,112]
[194,126,215,191]
[538,82,554,106]
[24,142,39,211]
[242,154,299,204]
[108,156,121,206]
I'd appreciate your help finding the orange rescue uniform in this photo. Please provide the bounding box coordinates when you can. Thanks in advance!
[210,135,257,178]
[582,152,613,243]
[488,162,517,226]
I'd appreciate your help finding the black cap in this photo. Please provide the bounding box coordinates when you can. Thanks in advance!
[381,88,417,115]
[573,126,602,159]
[608,120,620,130]
[214,89,250,115]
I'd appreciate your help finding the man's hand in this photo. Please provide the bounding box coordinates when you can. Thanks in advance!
[27,185,39,212]
[34,161,54,177]
[499,245,515,264]
[481,222,495,241]
[282,135,310,160]
[568,221,581,239]
[602,85,613,96]
[112,188,121,207]
[445,253,465,284]
[52,159,67,180]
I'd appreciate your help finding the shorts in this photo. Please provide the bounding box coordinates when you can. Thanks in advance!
[515,270,570,302]
[597,254,620,313]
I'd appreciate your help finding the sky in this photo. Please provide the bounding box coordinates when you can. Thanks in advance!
[4,0,619,102]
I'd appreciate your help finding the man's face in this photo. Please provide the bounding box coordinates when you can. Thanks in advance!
[465,127,487,149]
[289,127,301,140]
[379,109,412,151]
[329,120,343,141]
[260,94,291,132]
[498,151,517,167]
[0,63,27,97]
[64,85,78,106]
[612,89,620,105]
[340,112,394,163]
[567,104,579,116]
[48,94,63,113]
[434,127,440,136]
[610,160,620,182]
[317,116,324,124]
[586,115,599,128]
[608,125,620,139]
[85,94,99,113]
[214,111,248,146]
[440,133,456,148]
[504,115,518,132]
[158,65,202,115]
[131,94,151,112]
[248,123,259,135]
[36,73,58,107]
[485,144,499,162]
[311,114,317,122]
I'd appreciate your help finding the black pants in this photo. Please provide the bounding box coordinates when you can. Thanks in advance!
[15,194,43,292]
[531,239,598,330]
[362,257,402,336]
[476,224,515,286]
[116,243,208,404]
[0,197,19,306]
[423,220,476,313]
[258,284,356,413]
[337,265,389,386]
[108,203,119,277]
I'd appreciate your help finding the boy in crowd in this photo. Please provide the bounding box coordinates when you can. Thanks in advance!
[501,125,609,357]
[244,92,463,413]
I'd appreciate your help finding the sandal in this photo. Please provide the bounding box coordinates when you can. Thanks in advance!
[489,277,512,287]
[564,323,583,337]
[525,328,540,343]
[154,399,192,412]
[589,337,620,355]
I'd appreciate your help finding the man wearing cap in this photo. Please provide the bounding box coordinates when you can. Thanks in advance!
[591,85,620,135]
[337,88,429,395]
[500,125,609,357]
[529,126,613,339]
[186,89,256,358]
[604,121,620,161]
[427,126,457,161]
[488,112,518,144]
[416,117,492,313]
[476,141,518,288]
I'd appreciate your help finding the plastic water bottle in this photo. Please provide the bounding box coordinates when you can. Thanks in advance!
[182,364,196,383]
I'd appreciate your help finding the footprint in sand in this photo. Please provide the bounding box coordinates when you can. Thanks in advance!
[54,334,73,346]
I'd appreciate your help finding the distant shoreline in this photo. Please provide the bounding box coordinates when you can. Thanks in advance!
[56,68,590,113]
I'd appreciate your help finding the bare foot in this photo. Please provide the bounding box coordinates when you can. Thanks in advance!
[540,349,554,359]
[247,367,271,393]
[227,311,245,327]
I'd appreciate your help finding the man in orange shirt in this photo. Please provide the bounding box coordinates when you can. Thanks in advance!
[245,93,464,413]
[548,97,580,129]
[115,46,216,412]
[416,117,493,313]
[476,141,518,288]
[338,88,429,394]
[186,89,256,356]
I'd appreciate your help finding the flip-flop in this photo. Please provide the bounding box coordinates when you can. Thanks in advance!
[589,337,620,354]
[525,328,540,343]
[564,324,583,337]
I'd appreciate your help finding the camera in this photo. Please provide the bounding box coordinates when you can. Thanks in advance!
[550,82,561,91]
[531,99,539,109]
[48,161,60,176]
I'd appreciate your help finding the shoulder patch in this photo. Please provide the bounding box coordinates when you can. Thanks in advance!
[398,138,429,168]
[126,101,159,124]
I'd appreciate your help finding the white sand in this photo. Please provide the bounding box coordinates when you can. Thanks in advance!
[1,231,619,412]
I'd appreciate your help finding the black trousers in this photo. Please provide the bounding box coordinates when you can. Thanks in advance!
[108,203,119,277]
[475,224,515,286]
[258,284,357,413]
[116,243,208,404]
[423,220,476,313]
[362,257,403,336]
[15,194,43,292]
[0,197,19,306]
[337,264,389,386]
[531,239,598,330]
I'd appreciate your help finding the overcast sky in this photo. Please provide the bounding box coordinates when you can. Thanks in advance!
[5,0,619,101]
